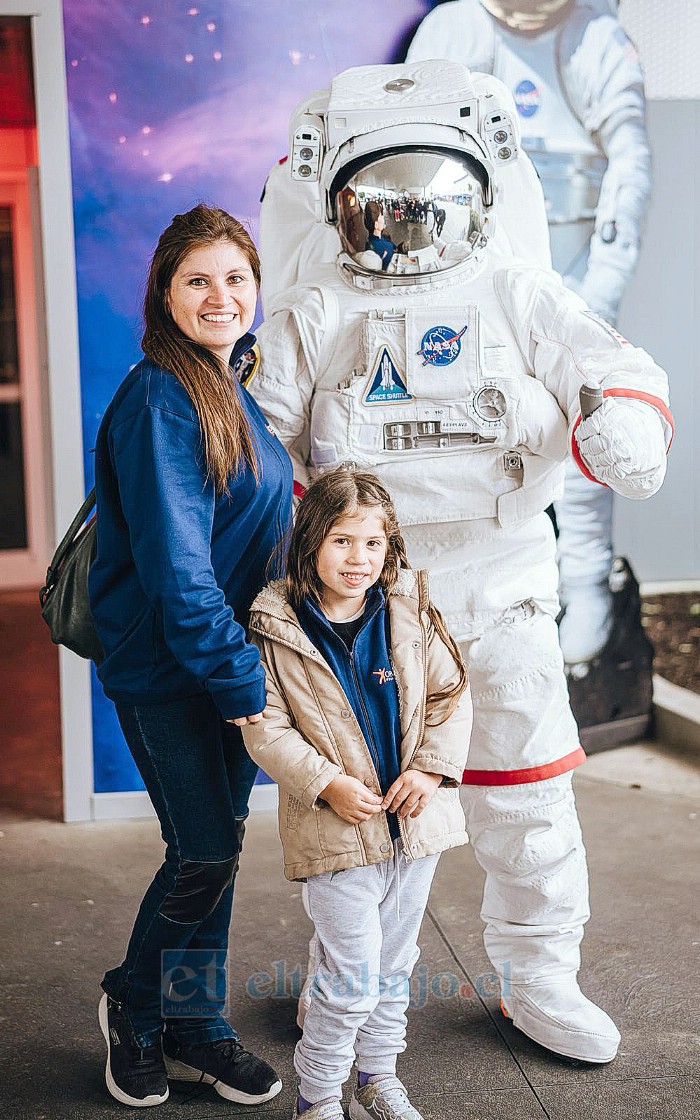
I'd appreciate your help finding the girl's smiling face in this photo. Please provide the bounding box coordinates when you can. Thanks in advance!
[316,507,388,621]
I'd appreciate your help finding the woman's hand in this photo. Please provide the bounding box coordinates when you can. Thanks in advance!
[320,775,383,825]
[382,770,442,819]
[227,712,264,727]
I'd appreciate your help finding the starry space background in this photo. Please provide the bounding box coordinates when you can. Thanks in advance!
[61,0,437,791]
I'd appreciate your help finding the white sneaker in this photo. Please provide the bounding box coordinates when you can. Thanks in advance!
[350,1075,423,1120]
[294,1096,344,1120]
[501,979,620,1063]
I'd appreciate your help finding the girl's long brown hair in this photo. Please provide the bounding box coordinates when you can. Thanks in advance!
[285,467,469,721]
[142,203,261,495]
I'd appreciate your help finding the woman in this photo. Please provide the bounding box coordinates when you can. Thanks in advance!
[363,201,398,271]
[89,204,292,1108]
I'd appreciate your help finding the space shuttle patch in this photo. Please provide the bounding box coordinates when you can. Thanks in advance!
[363,346,413,405]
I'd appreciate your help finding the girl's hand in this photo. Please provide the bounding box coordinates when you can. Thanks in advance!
[382,770,442,819]
[227,711,264,726]
[320,775,383,825]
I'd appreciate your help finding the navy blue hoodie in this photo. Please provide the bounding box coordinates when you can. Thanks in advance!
[89,334,293,719]
[298,586,403,838]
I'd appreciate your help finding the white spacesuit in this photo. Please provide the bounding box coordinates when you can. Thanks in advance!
[407,0,653,710]
[250,60,672,1064]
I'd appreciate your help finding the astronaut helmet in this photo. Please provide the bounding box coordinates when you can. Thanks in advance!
[332,144,492,282]
[298,62,520,287]
[480,0,575,33]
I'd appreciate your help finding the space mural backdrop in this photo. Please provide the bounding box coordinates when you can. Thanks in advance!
[62,0,435,792]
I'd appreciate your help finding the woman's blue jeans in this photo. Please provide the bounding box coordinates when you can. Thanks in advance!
[102,693,259,1048]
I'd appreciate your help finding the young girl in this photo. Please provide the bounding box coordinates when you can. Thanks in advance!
[243,468,473,1120]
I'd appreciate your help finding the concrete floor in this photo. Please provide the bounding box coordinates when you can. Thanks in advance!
[1,745,699,1120]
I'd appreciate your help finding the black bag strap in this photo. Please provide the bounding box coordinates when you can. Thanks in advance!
[43,488,96,593]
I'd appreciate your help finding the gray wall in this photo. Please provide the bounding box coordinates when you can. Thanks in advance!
[614,100,699,580]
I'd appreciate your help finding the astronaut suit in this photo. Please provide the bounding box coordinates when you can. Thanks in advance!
[407,0,654,738]
[250,61,672,1063]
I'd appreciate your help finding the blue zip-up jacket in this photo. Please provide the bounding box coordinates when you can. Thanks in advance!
[89,334,293,720]
[366,234,396,271]
[297,586,403,838]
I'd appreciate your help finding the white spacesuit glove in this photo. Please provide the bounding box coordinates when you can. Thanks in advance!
[575,398,667,499]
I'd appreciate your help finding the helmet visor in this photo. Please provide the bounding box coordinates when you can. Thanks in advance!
[333,148,489,278]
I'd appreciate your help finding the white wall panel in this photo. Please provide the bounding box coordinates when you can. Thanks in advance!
[620,0,700,99]
[615,100,699,579]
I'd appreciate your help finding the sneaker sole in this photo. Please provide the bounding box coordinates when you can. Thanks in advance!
[163,1055,282,1104]
[98,994,169,1107]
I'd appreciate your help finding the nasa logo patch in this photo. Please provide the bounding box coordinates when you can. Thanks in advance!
[416,325,468,367]
[514,79,540,118]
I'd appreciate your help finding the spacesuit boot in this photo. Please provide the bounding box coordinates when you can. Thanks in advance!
[465,774,620,1063]
[406,2,655,752]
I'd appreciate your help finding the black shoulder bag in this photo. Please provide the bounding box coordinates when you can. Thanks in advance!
[39,488,104,664]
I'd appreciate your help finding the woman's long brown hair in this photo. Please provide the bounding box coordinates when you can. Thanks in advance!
[285,467,469,721]
[142,204,261,494]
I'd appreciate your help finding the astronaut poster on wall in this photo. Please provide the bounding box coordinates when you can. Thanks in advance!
[406,0,654,739]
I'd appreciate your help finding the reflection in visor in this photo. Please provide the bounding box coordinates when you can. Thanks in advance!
[335,150,489,279]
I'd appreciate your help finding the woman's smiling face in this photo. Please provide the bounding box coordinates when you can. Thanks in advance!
[167,239,258,362]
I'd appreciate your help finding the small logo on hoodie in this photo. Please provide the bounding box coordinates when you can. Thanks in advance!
[373,667,395,685]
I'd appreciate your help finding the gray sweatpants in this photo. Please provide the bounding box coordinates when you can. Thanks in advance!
[295,844,440,1103]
